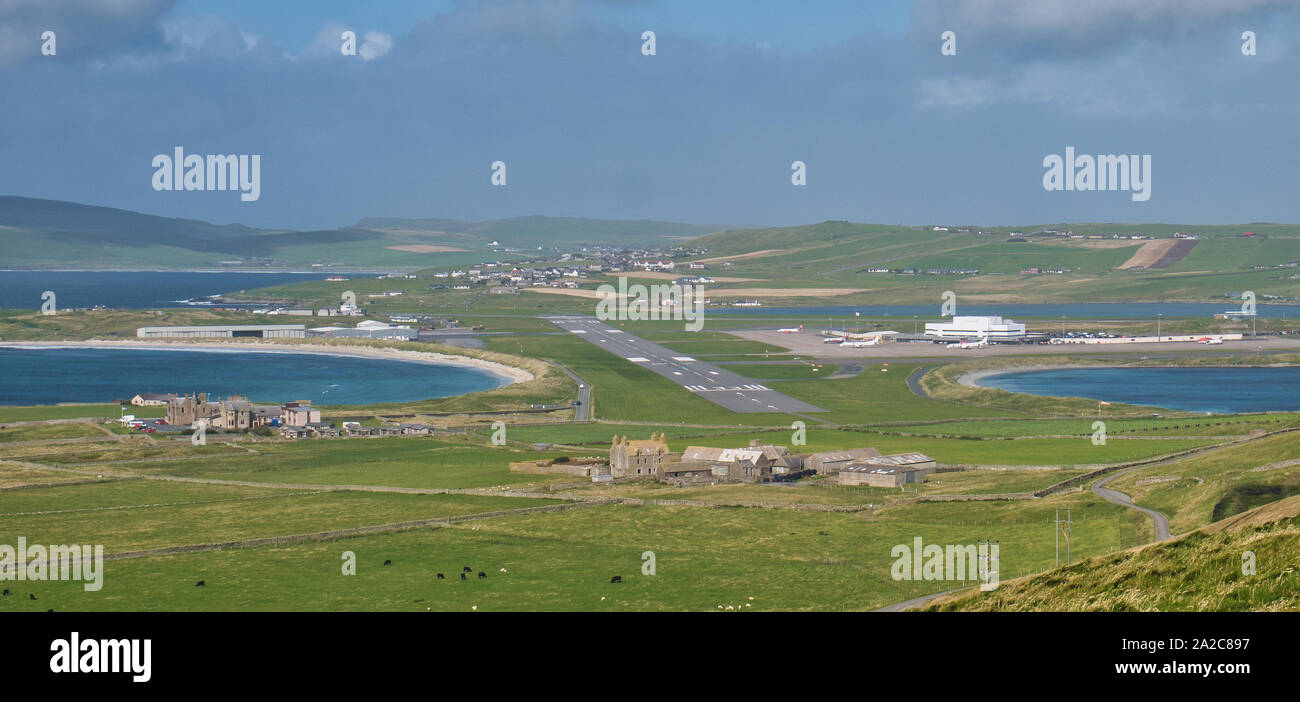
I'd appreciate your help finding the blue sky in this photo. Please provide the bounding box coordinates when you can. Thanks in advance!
[1,0,1298,231]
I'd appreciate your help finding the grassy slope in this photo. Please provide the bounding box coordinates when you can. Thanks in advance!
[922,495,1300,612]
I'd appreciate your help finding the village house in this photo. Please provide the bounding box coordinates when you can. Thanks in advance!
[609,433,673,479]
[130,392,177,406]
[678,440,794,483]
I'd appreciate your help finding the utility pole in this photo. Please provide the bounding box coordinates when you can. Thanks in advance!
[1156,313,1162,342]
[1054,509,1073,567]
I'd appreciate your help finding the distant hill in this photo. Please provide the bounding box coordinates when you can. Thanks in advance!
[0,197,720,269]
[355,214,719,247]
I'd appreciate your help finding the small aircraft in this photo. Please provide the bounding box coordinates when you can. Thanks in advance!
[778,325,804,334]
[947,335,989,349]
[822,336,845,344]
[844,337,882,347]
[1198,336,1224,345]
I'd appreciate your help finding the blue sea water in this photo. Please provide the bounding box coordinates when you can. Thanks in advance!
[977,367,1300,414]
[0,347,507,406]
[0,271,333,310]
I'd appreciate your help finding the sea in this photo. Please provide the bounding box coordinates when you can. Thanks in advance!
[0,346,507,406]
[0,271,334,310]
[976,366,1300,414]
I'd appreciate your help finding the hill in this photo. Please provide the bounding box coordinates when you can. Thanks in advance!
[920,494,1300,611]
[355,214,719,247]
[0,197,717,270]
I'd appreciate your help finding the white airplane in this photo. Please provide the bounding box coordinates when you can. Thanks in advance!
[947,336,989,349]
[845,337,882,347]
[778,325,804,334]
[822,336,845,344]
[1198,336,1224,345]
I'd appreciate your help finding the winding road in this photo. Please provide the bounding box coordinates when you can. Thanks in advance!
[1092,465,1172,541]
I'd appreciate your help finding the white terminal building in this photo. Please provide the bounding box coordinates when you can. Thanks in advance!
[924,315,1026,341]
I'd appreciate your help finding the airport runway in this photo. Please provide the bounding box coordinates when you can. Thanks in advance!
[733,328,1300,361]
[543,315,826,414]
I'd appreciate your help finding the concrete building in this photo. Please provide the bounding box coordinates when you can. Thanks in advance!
[806,447,883,475]
[137,324,306,339]
[924,316,1026,341]
[281,401,321,427]
[307,320,417,340]
[838,453,937,487]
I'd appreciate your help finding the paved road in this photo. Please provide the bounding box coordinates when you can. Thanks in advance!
[543,315,825,414]
[873,587,966,612]
[544,360,592,420]
[1093,466,1172,541]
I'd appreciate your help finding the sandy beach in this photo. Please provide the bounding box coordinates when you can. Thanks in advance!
[0,339,534,386]
[956,364,1096,388]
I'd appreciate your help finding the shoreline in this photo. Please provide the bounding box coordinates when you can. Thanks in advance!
[0,340,534,386]
[957,364,1088,388]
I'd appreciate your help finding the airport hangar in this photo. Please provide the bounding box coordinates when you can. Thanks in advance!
[136,324,307,339]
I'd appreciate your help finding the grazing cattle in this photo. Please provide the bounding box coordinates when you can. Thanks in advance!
[436,573,445,580]
[384,560,392,566]
[29,594,37,600]
[477,572,486,579]
[460,573,467,581]
[2,589,9,596]
[195,581,206,587]
[610,576,622,584]
[463,566,472,573]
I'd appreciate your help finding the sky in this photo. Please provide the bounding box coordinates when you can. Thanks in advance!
[1,0,1298,231]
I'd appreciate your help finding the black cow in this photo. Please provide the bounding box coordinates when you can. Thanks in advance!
[460,573,467,581]
[195,581,206,587]
[436,573,445,580]
[2,589,9,596]
[384,560,392,566]
[29,594,37,600]
[462,566,472,573]
[478,572,487,579]
[610,576,622,584]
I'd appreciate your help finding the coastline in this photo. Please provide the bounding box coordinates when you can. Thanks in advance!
[956,364,1088,388]
[0,340,534,386]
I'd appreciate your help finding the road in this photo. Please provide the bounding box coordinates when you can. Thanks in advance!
[543,315,826,414]
[544,360,592,421]
[1092,466,1172,541]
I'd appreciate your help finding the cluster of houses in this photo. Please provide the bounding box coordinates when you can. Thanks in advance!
[150,393,439,440]
[593,434,936,488]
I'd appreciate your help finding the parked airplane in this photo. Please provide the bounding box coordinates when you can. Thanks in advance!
[845,337,882,347]
[778,325,804,334]
[822,336,845,344]
[947,335,989,349]
[1198,336,1224,345]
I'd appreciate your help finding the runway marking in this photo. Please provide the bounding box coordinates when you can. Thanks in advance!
[627,357,650,363]
[684,384,772,392]
[672,356,696,362]
[569,330,588,334]
[607,330,624,334]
